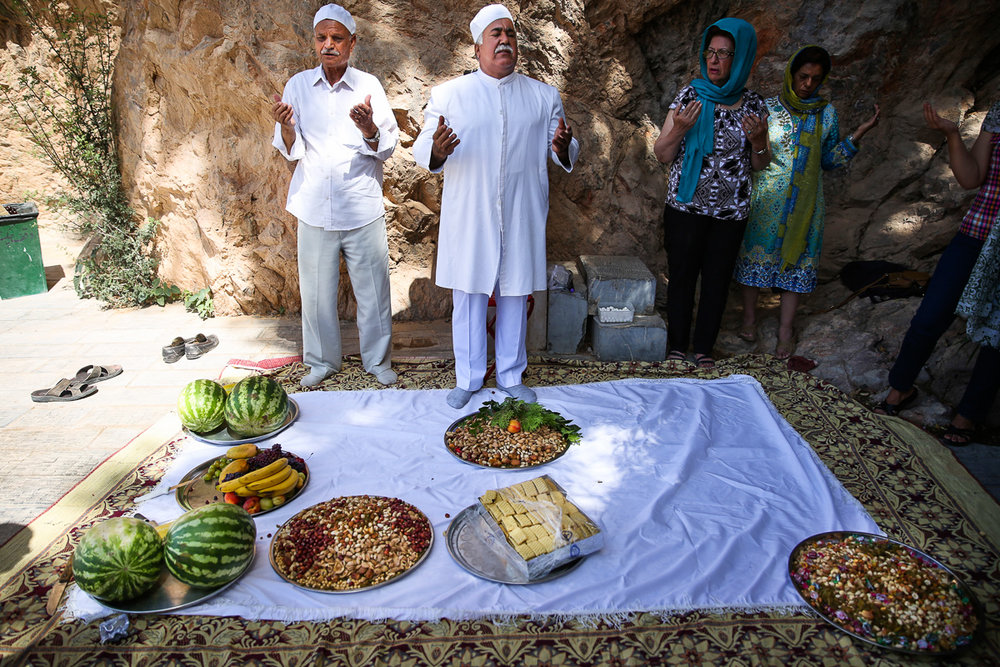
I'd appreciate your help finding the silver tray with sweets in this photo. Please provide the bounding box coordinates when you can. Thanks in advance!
[95,547,256,615]
[444,398,581,469]
[184,398,300,445]
[446,505,584,584]
[788,531,982,655]
[269,495,433,593]
[175,449,309,517]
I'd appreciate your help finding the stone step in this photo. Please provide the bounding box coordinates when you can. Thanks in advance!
[591,313,667,362]
[578,255,655,315]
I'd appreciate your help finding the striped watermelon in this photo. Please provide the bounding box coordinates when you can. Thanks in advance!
[164,503,256,588]
[73,517,164,602]
[178,379,227,432]
[224,376,289,437]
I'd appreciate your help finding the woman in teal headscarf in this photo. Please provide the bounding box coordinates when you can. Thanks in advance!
[654,17,770,369]
[733,46,880,358]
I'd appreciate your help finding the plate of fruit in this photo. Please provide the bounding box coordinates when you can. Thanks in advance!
[178,376,299,445]
[444,398,582,468]
[175,443,308,516]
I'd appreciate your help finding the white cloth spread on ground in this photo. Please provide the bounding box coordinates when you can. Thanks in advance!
[66,377,880,622]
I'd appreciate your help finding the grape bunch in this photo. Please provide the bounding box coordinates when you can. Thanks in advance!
[203,456,233,482]
[287,453,306,473]
[247,443,285,470]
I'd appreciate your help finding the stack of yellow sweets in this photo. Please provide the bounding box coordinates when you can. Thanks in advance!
[479,475,600,561]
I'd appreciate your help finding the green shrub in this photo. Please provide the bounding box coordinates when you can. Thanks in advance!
[1,1,160,308]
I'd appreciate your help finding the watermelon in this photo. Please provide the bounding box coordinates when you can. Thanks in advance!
[224,376,289,437]
[164,503,256,588]
[73,517,164,602]
[178,379,228,432]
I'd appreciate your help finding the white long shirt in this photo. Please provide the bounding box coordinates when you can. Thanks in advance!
[413,70,579,295]
[273,66,398,230]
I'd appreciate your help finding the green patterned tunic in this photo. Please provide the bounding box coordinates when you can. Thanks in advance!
[734,97,857,293]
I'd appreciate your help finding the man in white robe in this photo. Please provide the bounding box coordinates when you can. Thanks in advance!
[413,4,579,408]
[271,4,398,387]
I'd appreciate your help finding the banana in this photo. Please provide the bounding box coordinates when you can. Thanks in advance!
[226,443,259,459]
[246,464,295,491]
[217,457,289,493]
[259,469,299,496]
[234,485,255,497]
[220,459,249,478]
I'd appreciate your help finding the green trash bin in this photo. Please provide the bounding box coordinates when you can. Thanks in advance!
[0,202,48,299]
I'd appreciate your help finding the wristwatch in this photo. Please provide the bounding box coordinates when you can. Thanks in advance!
[365,128,380,145]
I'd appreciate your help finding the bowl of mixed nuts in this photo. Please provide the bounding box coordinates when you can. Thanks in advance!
[444,398,582,469]
[269,495,433,592]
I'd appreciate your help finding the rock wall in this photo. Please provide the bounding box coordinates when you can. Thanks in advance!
[3,1,999,318]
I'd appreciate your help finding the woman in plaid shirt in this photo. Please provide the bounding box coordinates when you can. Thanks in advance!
[878,101,1000,444]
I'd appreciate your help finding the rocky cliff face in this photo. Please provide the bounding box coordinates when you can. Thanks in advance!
[105,0,1000,320]
[4,1,998,319]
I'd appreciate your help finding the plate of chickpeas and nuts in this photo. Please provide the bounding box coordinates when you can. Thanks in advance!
[269,495,433,593]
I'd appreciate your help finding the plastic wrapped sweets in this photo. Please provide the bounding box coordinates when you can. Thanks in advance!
[476,475,603,582]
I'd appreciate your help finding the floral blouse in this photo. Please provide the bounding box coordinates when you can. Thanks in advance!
[665,84,769,221]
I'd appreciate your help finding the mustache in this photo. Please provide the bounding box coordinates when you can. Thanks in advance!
[321,48,341,56]
[494,44,513,55]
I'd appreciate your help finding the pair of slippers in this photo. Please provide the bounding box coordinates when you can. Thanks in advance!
[162,334,219,363]
[30,364,123,403]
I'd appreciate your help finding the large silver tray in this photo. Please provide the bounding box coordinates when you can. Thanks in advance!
[445,504,584,584]
[269,496,433,594]
[91,547,256,614]
[184,398,299,445]
[175,454,309,516]
[444,413,571,469]
[788,531,981,655]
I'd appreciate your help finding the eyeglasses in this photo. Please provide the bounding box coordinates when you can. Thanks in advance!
[703,48,734,61]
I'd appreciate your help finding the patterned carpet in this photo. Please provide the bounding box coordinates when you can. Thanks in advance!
[1,355,997,665]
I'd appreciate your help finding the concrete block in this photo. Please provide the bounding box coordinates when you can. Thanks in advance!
[547,261,588,354]
[591,313,667,362]
[578,255,656,315]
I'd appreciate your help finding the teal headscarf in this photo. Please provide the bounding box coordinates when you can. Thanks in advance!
[676,17,759,203]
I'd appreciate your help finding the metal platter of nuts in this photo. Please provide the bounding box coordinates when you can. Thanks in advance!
[269,495,434,593]
[444,415,572,469]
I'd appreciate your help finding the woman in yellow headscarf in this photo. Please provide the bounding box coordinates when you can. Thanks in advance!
[733,46,880,358]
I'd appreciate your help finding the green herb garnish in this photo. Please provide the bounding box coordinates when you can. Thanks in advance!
[464,397,582,444]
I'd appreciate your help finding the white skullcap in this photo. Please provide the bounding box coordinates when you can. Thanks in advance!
[470,4,513,43]
[313,4,356,34]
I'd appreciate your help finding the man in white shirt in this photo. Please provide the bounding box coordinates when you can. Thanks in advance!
[271,4,398,387]
[413,4,579,409]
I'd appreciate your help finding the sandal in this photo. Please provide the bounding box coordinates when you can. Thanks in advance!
[875,387,919,416]
[73,364,123,384]
[738,325,757,343]
[31,378,98,403]
[667,350,687,362]
[694,353,715,369]
[938,423,976,446]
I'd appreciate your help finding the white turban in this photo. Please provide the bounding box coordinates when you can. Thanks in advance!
[313,4,356,34]
[470,4,513,44]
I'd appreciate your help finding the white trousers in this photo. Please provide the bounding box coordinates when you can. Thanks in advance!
[452,289,528,390]
[297,218,392,377]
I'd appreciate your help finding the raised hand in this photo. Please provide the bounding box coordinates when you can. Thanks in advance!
[742,112,767,147]
[853,103,881,143]
[350,94,378,141]
[271,94,295,129]
[552,117,573,165]
[672,100,702,136]
[430,115,460,167]
[923,102,958,136]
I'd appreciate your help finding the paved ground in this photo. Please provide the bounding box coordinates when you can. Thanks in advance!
[1,223,995,547]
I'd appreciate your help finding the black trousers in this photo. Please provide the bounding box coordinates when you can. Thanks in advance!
[663,205,747,355]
